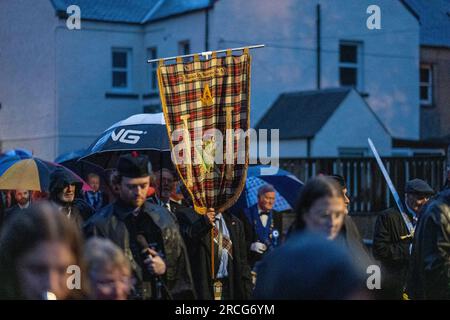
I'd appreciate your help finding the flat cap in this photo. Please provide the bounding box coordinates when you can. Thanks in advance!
[405,178,434,196]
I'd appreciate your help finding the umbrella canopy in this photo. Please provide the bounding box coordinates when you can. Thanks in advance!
[55,149,106,182]
[232,165,304,212]
[80,113,171,169]
[0,157,91,192]
[1,148,33,159]
[54,149,86,164]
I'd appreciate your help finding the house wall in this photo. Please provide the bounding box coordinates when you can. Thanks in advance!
[313,90,392,156]
[209,0,420,139]
[0,0,421,160]
[278,139,309,158]
[420,46,450,139]
[0,0,59,160]
[55,20,146,156]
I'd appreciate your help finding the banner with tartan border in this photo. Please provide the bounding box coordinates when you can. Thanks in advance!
[157,49,251,215]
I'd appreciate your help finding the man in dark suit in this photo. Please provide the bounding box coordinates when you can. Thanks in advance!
[84,173,109,211]
[238,184,282,269]
[152,168,252,300]
[152,168,181,214]
[373,178,434,299]
[4,189,31,221]
[176,206,252,300]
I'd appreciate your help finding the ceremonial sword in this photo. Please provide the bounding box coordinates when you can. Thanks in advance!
[367,138,415,238]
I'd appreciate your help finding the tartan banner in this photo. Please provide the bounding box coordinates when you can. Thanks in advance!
[157,49,251,214]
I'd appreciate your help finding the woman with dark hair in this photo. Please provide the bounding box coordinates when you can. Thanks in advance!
[0,202,89,299]
[291,176,373,276]
[293,176,346,240]
[253,177,370,299]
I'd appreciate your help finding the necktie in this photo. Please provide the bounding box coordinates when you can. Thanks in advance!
[93,193,99,208]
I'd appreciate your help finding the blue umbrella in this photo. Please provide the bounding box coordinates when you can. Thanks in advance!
[2,148,32,158]
[0,149,33,176]
[0,157,90,192]
[232,165,304,212]
[54,149,86,164]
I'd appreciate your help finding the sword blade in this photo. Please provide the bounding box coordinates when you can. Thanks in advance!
[367,138,405,214]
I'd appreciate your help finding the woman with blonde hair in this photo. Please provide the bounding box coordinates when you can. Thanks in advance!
[84,237,133,300]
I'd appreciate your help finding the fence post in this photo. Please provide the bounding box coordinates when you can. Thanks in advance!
[446,145,450,187]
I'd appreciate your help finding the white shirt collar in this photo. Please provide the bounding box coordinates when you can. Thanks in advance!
[18,202,30,209]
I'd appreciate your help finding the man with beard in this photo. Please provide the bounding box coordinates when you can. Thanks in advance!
[153,169,180,213]
[4,189,31,221]
[84,154,195,300]
[6,189,31,214]
[49,169,86,229]
[373,178,434,299]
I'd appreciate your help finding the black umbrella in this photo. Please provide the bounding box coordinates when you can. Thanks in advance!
[80,113,172,170]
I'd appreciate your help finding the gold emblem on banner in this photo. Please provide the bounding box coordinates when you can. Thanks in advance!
[201,83,214,107]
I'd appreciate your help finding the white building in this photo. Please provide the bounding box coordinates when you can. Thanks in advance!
[0,0,420,160]
[256,88,392,157]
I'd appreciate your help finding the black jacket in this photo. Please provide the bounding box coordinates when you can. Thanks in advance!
[373,207,414,298]
[4,204,28,221]
[84,200,195,300]
[340,215,372,270]
[407,189,450,299]
[175,207,253,300]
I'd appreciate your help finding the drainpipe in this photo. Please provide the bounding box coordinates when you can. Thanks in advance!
[205,8,210,51]
[316,4,321,90]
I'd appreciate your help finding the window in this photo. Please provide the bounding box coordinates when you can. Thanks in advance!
[339,42,363,91]
[178,40,190,56]
[178,40,191,63]
[112,48,132,90]
[420,64,433,105]
[143,104,161,114]
[147,47,158,91]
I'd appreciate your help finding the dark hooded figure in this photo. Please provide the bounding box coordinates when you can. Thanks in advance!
[49,168,86,229]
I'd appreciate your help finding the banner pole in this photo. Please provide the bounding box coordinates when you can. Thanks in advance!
[147,44,264,63]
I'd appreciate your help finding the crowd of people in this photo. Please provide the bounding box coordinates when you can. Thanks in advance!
[0,151,449,300]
